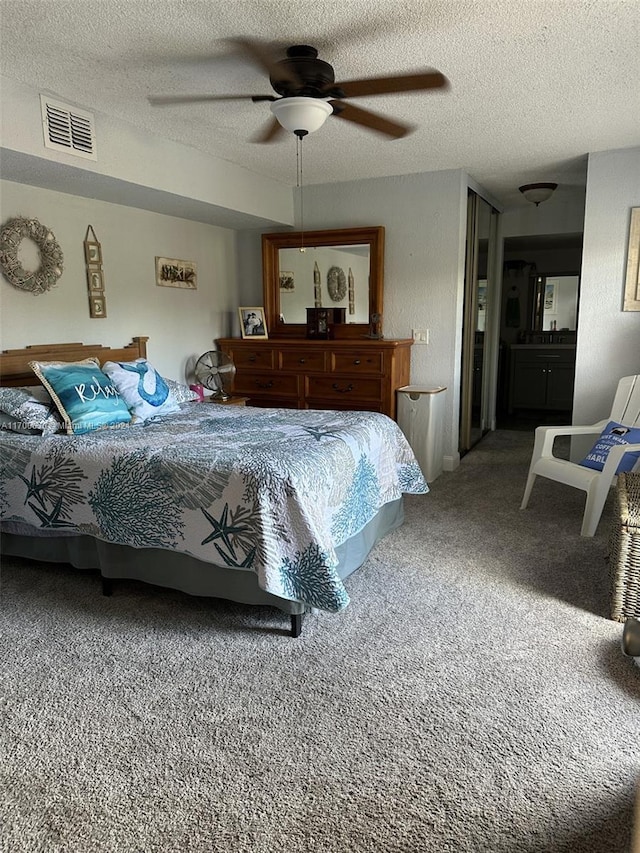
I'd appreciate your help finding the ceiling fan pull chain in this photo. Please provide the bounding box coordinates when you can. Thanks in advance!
[296,133,305,252]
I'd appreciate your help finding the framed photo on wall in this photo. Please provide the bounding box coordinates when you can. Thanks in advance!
[623,207,640,311]
[84,241,102,265]
[238,306,268,339]
[87,268,104,292]
[89,294,107,318]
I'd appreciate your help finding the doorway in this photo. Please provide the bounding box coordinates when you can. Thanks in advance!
[496,233,583,430]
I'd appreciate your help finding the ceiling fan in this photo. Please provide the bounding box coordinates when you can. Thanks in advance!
[148,38,449,142]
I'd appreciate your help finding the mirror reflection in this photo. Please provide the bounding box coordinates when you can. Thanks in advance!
[532,274,579,331]
[262,226,384,339]
[277,244,370,324]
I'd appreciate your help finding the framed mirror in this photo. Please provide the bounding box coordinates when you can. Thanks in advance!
[530,273,580,332]
[262,226,385,339]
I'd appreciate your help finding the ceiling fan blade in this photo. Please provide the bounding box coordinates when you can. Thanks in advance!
[252,117,287,144]
[331,71,449,99]
[148,93,275,106]
[226,37,301,88]
[328,101,413,140]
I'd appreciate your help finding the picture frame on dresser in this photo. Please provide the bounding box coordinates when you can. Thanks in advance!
[239,307,268,339]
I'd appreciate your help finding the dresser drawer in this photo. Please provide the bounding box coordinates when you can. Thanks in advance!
[306,399,384,413]
[280,350,327,372]
[511,347,576,364]
[307,376,382,403]
[331,351,384,374]
[234,372,298,398]
[231,347,276,370]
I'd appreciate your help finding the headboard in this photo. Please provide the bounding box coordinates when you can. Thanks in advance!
[0,336,149,387]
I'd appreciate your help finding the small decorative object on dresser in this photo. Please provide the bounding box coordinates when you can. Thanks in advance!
[306,307,346,340]
[239,306,268,339]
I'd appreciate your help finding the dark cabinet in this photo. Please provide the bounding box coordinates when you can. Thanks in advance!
[508,345,576,413]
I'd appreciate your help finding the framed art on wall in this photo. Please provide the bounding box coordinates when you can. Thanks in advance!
[87,268,104,292]
[84,224,106,317]
[89,294,107,318]
[84,241,102,265]
[155,256,197,289]
[623,207,640,311]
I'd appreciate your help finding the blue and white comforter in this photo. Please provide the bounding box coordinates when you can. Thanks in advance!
[0,404,428,611]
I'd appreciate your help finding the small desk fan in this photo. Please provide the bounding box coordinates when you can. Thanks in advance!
[194,351,236,401]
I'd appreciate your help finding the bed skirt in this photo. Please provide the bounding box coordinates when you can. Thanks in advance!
[1,498,404,618]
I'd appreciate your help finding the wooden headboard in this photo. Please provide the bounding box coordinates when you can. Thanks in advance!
[0,336,149,387]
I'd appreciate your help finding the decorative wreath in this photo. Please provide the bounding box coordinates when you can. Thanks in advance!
[327,265,347,302]
[0,217,64,295]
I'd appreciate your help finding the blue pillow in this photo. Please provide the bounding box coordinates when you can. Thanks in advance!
[579,421,640,474]
[29,358,132,435]
[102,359,181,422]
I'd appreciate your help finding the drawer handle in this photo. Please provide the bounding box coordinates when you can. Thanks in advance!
[353,359,361,365]
[298,358,306,364]
[248,355,257,363]
[256,380,274,389]
[332,383,354,393]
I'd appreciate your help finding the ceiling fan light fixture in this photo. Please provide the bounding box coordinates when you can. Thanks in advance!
[270,96,332,135]
[519,182,558,207]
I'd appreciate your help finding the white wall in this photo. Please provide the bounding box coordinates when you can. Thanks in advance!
[1,76,293,227]
[0,180,239,381]
[572,146,640,456]
[501,187,586,237]
[289,170,469,469]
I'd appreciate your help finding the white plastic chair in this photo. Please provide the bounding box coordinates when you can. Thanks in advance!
[521,375,640,537]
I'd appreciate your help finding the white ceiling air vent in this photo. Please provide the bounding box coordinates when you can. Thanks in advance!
[40,95,97,161]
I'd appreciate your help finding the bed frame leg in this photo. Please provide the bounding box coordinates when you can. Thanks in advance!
[291,613,303,638]
[101,577,113,597]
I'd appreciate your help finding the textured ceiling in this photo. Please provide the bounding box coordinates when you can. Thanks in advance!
[1,0,639,207]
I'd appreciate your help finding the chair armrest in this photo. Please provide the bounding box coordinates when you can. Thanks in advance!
[533,420,609,458]
[600,442,640,477]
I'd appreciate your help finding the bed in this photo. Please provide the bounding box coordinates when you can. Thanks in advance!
[0,337,429,636]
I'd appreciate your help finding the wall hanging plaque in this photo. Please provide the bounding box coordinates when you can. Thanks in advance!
[84,224,106,318]
[0,216,64,294]
[313,260,322,307]
[348,267,355,314]
[327,265,347,302]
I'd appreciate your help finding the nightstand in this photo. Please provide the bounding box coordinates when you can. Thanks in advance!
[204,395,249,406]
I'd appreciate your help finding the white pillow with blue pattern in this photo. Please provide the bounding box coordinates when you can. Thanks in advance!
[102,358,181,422]
[0,386,63,436]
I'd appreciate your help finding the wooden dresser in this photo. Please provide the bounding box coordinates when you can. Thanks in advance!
[216,337,413,420]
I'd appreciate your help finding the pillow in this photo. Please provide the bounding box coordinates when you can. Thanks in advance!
[29,358,132,435]
[0,386,63,436]
[102,359,181,422]
[579,421,640,475]
[164,377,200,404]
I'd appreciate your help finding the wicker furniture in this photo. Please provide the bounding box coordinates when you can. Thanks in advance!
[608,472,640,622]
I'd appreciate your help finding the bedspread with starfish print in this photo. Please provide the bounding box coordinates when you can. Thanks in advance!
[0,404,428,611]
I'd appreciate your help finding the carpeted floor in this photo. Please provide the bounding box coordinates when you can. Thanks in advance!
[1,429,639,852]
